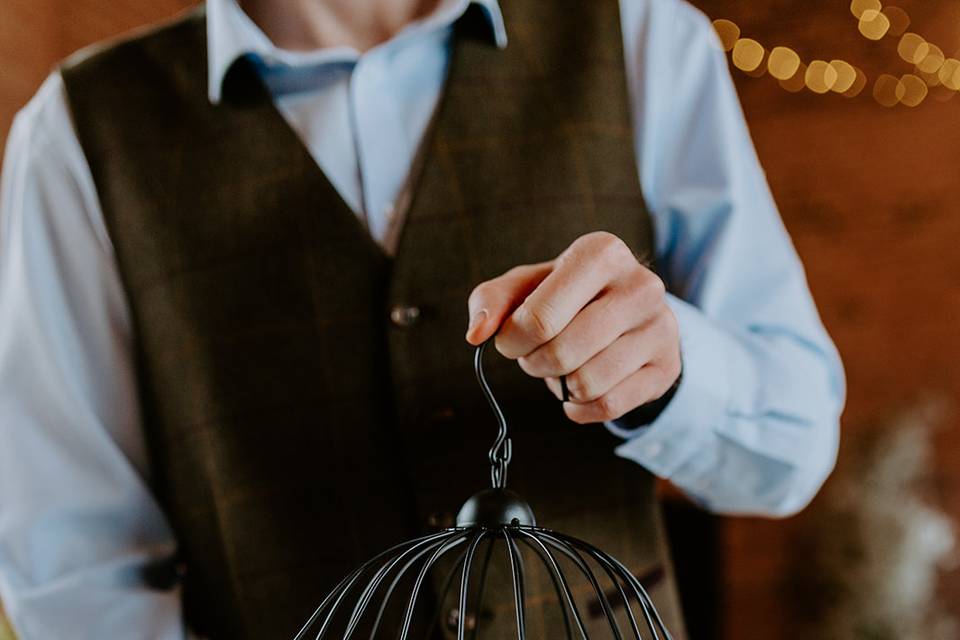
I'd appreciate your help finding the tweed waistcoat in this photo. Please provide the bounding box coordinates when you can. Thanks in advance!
[61,1,686,637]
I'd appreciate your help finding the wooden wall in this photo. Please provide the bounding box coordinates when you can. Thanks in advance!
[2,0,959,637]
[689,0,960,636]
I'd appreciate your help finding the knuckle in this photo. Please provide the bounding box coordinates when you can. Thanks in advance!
[566,369,598,401]
[663,307,679,339]
[623,267,664,304]
[564,404,590,425]
[664,357,682,386]
[542,343,569,374]
[595,392,623,421]
[506,263,536,278]
[637,268,666,297]
[595,233,632,264]
[514,302,559,343]
[647,272,666,297]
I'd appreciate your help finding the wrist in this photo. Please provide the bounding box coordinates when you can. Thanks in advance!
[612,365,682,428]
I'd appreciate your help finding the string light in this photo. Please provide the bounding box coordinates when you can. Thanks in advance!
[850,0,881,19]
[858,9,891,40]
[898,33,929,64]
[899,74,928,106]
[917,43,945,74]
[842,67,869,97]
[873,74,905,107]
[806,60,839,93]
[881,6,910,36]
[713,19,866,99]
[713,19,740,52]
[732,38,765,72]
[830,60,858,93]
[939,58,960,90]
[711,0,960,108]
[768,46,801,80]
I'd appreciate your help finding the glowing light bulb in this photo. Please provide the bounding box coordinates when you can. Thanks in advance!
[940,59,960,91]
[768,47,801,80]
[712,19,740,52]
[899,74,928,106]
[830,60,857,93]
[859,9,891,40]
[898,33,929,64]
[806,60,839,93]
[842,67,869,98]
[850,0,881,19]
[779,62,808,93]
[873,74,905,106]
[732,38,765,72]
[881,6,910,36]
[917,43,945,74]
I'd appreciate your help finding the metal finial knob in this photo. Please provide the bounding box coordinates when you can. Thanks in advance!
[455,488,537,527]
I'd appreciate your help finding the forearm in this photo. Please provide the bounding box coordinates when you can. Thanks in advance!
[607,295,843,517]
[0,72,191,638]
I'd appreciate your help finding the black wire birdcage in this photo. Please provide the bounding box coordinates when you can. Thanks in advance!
[293,339,674,640]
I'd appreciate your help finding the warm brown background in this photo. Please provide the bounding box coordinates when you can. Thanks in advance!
[2,0,959,637]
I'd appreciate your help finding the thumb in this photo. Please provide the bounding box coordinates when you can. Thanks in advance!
[466,261,553,345]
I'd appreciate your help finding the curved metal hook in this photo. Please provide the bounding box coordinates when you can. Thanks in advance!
[475,338,512,489]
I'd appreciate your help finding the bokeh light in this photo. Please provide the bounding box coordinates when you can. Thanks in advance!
[779,62,808,93]
[806,60,839,93]
[898,33,930,64]
[918,68,941,87]
[768,47,801,80]
[873,73,906,106]
[850,0,881,19]
[712,8,960,108]
[842,67,869,97]
[732,38,765,72]
[830,60,858,93]
[881,6,911,36]
[939,58,960,91]
[858,9,891,40]
[899,74,928,106]
[712,19,740,52]
[917,43,945,74]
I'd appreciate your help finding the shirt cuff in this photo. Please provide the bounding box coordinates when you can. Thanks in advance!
[602,294,755,480]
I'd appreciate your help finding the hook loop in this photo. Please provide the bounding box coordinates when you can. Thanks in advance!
[475,338,511,489]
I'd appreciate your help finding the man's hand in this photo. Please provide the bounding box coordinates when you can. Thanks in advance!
[465,232,682,424]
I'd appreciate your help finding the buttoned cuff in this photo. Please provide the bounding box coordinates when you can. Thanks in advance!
[603,294,755,480]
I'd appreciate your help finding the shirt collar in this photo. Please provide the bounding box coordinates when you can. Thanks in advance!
[206,0,507,104]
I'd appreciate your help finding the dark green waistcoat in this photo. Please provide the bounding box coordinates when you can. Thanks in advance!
[61,2,685,637]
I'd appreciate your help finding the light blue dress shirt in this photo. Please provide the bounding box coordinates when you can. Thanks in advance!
[0,0,845,636]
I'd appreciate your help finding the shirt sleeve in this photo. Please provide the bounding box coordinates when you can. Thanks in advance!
[0,72,196,639]
[608,0,846,517]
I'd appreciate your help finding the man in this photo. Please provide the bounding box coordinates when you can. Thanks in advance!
[0,0,845,637]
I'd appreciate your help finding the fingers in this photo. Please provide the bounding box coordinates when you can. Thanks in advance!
[495,233,638,359]
[517,284,663,379]
[561,364,676,424]
[541,316,670,402]
[465,262,553,345]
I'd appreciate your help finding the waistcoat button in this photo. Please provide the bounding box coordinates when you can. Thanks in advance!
[389,304,421,327]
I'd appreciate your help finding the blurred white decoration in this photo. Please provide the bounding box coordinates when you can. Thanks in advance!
[799,400,958,639]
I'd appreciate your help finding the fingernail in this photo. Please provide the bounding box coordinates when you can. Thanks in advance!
[467,309,488,337]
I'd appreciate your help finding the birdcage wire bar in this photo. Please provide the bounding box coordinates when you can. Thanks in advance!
[293,339,674,640]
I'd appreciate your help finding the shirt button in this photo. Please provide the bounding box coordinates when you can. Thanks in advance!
[389,304,421,328]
